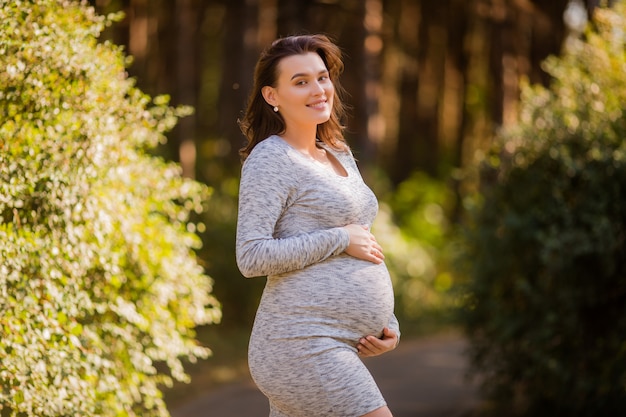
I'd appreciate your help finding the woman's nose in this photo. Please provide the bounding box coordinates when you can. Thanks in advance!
[311,81,324,95]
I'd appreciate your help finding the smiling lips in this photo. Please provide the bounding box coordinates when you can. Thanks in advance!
[307,99,328,109]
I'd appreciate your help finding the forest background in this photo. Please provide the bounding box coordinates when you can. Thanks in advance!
[3,0,624,416]
[90,0,599,403]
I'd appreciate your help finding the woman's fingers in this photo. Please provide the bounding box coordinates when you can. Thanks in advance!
[370,247,384,262]
[366,237,384,263]
[357,335,386,357]
[343,224,385,263]
[357,329,398,357]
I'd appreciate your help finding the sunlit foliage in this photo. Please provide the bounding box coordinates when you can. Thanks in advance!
[374,172,455,326]
[0,1,220,416]
[459,2,626,415]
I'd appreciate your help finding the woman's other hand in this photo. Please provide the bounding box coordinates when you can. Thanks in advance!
[357,327,398,357]
[342,224,384,264]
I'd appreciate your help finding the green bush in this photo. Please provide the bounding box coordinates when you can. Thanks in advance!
[0,1,220,416]
[374,172,455,329]
[459,3,626,416]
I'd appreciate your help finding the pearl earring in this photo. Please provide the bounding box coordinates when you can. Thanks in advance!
[273,106,279,112]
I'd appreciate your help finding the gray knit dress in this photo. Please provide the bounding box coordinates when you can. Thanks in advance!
[236,135,400,417]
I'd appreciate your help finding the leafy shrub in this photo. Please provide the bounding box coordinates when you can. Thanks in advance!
[458,3,626,416]
[0,1,220,416]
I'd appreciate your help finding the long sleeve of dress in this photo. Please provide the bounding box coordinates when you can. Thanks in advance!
[236,141,350,278]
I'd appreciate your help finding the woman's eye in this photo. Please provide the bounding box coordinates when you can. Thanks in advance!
[296,80,307,85]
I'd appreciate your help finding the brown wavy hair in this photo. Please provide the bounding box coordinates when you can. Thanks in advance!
[238,34,349,160]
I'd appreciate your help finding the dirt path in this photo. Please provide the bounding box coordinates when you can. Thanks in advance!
[169,332,481,417]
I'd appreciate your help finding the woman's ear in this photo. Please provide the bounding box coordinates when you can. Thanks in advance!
[261,86,277,107]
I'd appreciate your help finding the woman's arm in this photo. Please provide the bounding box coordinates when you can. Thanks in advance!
[236,142,350,278]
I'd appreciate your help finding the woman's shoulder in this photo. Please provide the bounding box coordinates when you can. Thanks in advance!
[255,134,284,149]
[247,135,290,160]
[243,135,298,176]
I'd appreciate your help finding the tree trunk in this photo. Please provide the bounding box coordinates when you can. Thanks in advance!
[414,0,447,177]
[390,0,421,185]
[218,0,260,164]
[337,1,370,162]
[447,0,470,223]
[175,0,199,179]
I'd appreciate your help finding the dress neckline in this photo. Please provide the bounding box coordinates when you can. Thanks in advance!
[274,135,350,178]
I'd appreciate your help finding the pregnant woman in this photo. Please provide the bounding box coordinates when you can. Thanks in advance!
[236,34,400,417]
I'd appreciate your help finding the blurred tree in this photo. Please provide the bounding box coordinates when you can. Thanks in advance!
[458,2,626,414]
[175,0,203,178]
[218,0,260,167]
[92,0,585,182]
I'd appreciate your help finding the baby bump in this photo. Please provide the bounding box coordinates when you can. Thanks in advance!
[262,254,395,339]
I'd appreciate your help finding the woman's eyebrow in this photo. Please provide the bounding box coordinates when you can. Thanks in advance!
[290,69,329,81]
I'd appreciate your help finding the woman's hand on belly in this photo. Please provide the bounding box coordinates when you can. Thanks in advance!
[342,224,385,264]
[356,327,398,358]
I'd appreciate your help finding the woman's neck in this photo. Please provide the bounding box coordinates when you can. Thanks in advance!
[281,125,319,155]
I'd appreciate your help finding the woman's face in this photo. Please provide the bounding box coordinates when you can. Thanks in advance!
[263,52,334,130]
